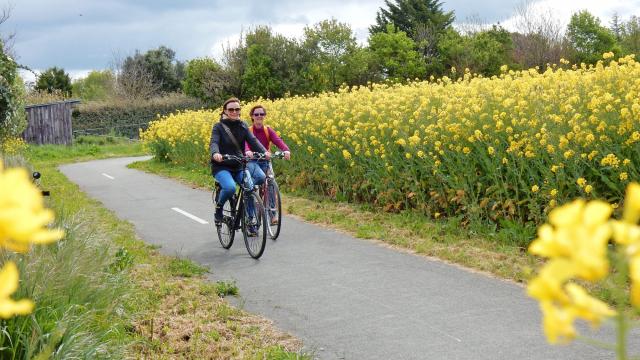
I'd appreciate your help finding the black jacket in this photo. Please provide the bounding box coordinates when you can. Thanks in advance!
[209,118,266,174]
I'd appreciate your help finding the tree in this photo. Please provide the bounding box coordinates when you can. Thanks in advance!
[620,16,640,55]
[35,67,72,95]
[567,10,620,64]
[439,26,514,77]
[368,24,426,81]
[143,46,182,92]
[510,0,568,69]
[182,57,228,104]
[369,0,454,60]
[112,51,160,100]
[0,39,26,140]
[72,70,115,101]
[302,19,361,92]
[243,44,283,99]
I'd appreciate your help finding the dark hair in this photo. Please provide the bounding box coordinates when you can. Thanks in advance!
[249,105,266,122]
[220,97,241,117]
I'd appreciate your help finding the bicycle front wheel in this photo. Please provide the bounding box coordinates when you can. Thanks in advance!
[266,180,282,240]
[242,192,267,259]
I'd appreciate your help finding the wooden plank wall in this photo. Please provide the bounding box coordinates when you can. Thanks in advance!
[22,102,75,145]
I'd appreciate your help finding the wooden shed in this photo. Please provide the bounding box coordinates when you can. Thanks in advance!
[22,99,80,145]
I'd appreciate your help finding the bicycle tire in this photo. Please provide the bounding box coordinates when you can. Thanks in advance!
[266,180,282,240]
[242,191,267,259]
[214,188,235,249]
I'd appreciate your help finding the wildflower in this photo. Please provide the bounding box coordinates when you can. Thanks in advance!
[0,262,34,319]
[584,185,593,194]
[0,163,64,252]
[532,185,540,193]
[576,178,587,188]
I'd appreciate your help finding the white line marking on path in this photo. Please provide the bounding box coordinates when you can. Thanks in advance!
[171,207,209,224]
[102,173,115,180]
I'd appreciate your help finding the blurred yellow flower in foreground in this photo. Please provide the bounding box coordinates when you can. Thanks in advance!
[0,162,64,252]
[0,261,34,318]
[528,198,616,344]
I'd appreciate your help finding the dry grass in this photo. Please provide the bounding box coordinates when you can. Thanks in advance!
[130,253,303,359]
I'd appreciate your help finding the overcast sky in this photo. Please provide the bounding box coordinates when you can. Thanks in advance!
[4,0,639,82]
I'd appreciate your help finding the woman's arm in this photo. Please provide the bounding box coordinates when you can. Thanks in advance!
[268,127,290,152]
[209,124,221,159]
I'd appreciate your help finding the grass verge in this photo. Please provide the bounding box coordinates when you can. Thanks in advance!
[130,157,541,283]
[1,141,305,359]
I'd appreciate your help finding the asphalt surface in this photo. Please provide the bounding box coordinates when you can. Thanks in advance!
[60,156,639,360]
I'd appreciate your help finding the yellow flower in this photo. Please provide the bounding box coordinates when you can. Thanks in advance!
[584,185,593,194]
[620,172,629,181]
[342,150,352,160]
[527,259,575,302]
[540,301,576,344]
[0,164,64,252]
[531,185,540,193]
[550,189,558,197]
[576,178,587,188]
[623,183,640,224]
[565,283,615,326]
[0,262,34,318]
[487,146,495,155]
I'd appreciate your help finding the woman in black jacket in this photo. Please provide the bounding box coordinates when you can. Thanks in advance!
[210,97,269,224]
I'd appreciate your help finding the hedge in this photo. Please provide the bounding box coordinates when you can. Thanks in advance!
[72,93,208,138]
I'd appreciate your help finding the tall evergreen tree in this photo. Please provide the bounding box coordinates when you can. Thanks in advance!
[35,67,72,95]
[369,0,454,58]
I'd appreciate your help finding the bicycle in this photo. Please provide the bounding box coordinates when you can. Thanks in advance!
[211,154,268,259]
[257,151,284,240]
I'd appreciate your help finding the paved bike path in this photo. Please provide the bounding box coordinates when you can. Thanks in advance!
[60,156,639,360]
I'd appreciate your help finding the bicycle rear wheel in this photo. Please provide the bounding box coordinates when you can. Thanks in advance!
[242,192,267,259]
[215,190,235,249]
[266,180,282,240]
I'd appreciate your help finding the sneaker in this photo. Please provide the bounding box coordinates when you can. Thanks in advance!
[247,225,258,237]
[214,205,224,225]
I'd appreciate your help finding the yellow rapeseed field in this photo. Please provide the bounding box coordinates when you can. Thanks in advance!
[141,53,640,224]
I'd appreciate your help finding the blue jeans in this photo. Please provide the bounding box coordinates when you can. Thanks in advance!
[214,169,254,209]
[247,160,268,186]
[245,161,269,217]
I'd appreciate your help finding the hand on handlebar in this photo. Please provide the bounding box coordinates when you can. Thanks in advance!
[283,151,290,160]
[213,153,223,162]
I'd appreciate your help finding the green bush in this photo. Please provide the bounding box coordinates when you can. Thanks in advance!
[72,93,207,138]
[0,41,27,142]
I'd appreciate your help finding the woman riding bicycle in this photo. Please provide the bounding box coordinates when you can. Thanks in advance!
[245,105,291,186]
[210,97,270,225]
[244,105,291,225]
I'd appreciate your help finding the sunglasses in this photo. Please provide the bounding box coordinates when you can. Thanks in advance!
[252,112,266,116]
[227,107,241,112]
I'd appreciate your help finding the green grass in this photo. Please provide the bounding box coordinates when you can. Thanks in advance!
[167,257,209,277]
[130,157,540,283]
[215,280,239,297]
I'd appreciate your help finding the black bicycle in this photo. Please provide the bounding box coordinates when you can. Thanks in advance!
[259,151,284,240]
[211,154,268,259]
